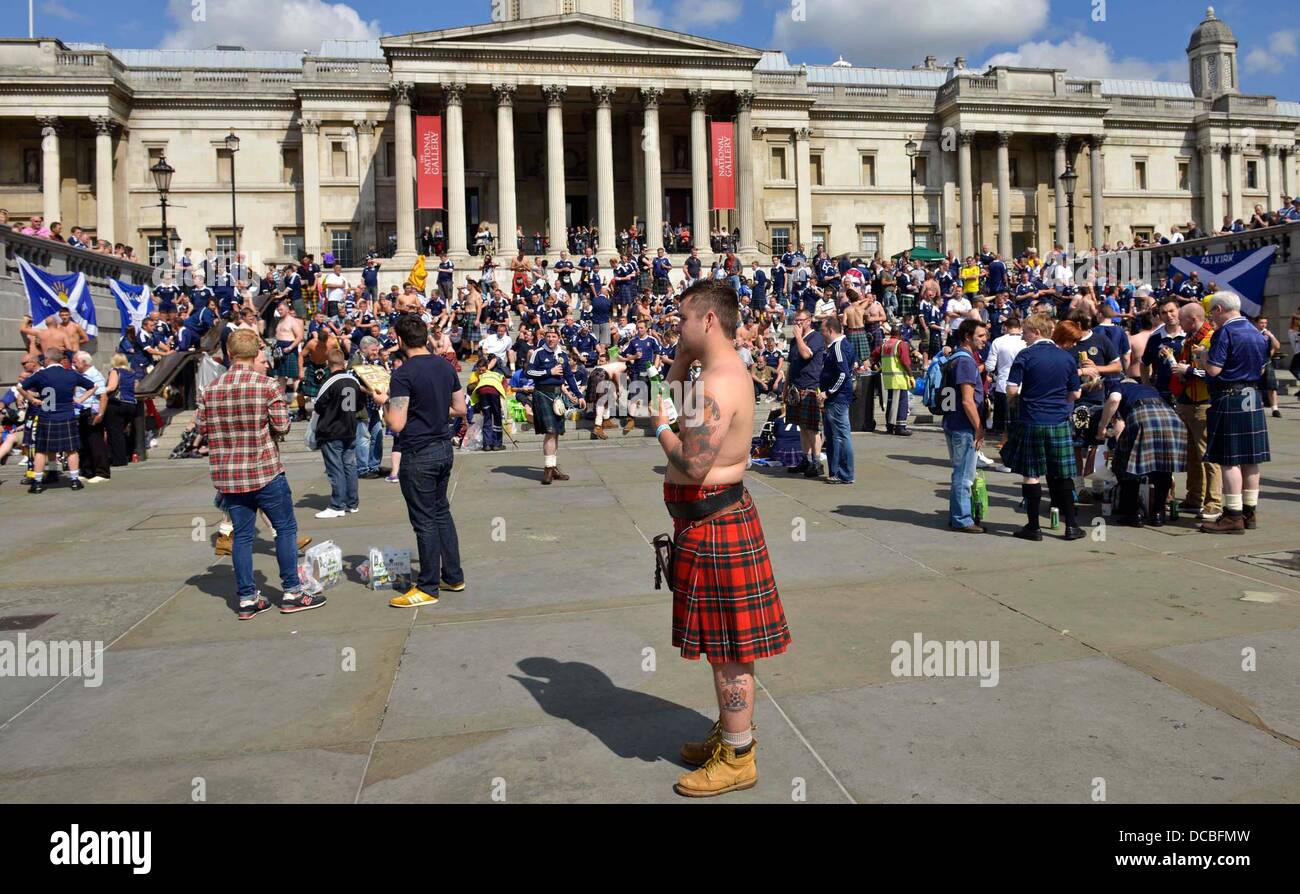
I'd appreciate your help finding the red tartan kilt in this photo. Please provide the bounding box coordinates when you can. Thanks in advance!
[665,483,791,664]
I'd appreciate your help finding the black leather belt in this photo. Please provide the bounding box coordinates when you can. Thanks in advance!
[665,482,745,520]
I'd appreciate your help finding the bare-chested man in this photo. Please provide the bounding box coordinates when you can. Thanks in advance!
[650,280,791,798]
[21,308,88,356]
[842,288,872,371]
[272,302,305,397]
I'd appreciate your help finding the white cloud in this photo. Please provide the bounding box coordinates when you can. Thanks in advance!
[771,0,1050,69]
[637,0,740,29]
[1243,30,1298,74]
[159,0,381,52]
[41,0,90,24]
[982,33,1185,82]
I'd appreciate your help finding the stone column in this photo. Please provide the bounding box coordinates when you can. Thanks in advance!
[795,127,813,249]
[958,131,975,258]
[38,116,61,226]
[688,88,710,258]
[302,117,323,258]
[442,83,468,257]
[544,84,568,260]
[640,87,664,252]
[1053,133,1069,249]
[390,82,416,264]
[91,116,116,246]
[995,130,1012,259]
[736,90,757,254]
[354,118,377,256]
[1199,141,1220,231]
[593,86,617,255]
[1089,134,1106,248]
[1264,144,1281,214]
[493,83,518,257]
[1226,143,1242,226]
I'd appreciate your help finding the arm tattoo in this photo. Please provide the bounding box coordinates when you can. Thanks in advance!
[664,394,722,479]
[387,396,409,411]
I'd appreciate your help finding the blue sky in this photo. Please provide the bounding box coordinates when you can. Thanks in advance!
[15,0,1300,99]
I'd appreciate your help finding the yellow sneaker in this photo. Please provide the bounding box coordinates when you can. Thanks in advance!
[439,579,466,592]
[674,741,757,798]
[389,587,439,608]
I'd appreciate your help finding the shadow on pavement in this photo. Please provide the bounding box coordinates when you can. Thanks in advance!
[510,657,710,766]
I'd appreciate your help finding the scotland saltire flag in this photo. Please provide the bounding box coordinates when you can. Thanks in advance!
[1170,245,1276,316]
[17,257,98,337]
[109,278,154,332]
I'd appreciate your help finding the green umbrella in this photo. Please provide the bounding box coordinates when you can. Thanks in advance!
[891,246,946,262]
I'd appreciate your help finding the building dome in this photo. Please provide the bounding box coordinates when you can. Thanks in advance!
[831,56,852,68]
[1187,7,1237,52]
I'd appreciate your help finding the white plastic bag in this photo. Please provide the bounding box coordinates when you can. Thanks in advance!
[462,418,484,451]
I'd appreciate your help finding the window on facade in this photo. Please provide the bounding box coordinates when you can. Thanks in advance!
[384,142,396,178]
[24,148,41,184]
[331,141,348,178]
[147,236,167,266]
[770,147,787,181]
[1225,55,1233,89]
[282,147,301,183]
[1177,160,1190,190]
[858,228,880,256]
[1009,157,1021,188]
[770,226,791,255]
[913,228,934,250]
[216,148,233,183]
[810,153,823,186]
[146,147,164,183]
[282,232,304,260]
[812,229,829,253]
[913,156,928,187]
[1134,159,1147,191]
[860,154,876,187]
[331,229,354,268]
[214,235,234,256]
[1246,160,1259,190]
[1207,55,1218,91]
[1133,228,1153,242]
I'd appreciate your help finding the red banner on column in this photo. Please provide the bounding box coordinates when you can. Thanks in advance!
[711,121,735,210]
[416,114,444,210]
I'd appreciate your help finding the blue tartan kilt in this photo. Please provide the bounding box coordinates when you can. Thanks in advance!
[532,388,566,435]
[32,417,80,454]
[1111,400,1188,478]
[1205,388,1271,466]
[1000,420,1076,479]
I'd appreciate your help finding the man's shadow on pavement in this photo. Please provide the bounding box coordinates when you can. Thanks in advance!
[510,657,710,766]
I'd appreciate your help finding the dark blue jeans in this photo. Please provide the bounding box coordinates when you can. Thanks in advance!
[321,437,358,510]
[822,399,854,482]
[222,473,301,601]
[397,439,463,591]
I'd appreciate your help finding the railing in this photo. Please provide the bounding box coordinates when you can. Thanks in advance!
[969,76,998,90]
[194,71,249,83]
[1119,97,1158,110]
[56,52,97,67]
[1065,80,1092,94]
[845,85,888,98]
[757,72,800,88]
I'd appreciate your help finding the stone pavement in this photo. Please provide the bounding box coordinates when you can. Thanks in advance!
[2,408,1300,804]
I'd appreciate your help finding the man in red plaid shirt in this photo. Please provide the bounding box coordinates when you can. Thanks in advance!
[196,328,326,619]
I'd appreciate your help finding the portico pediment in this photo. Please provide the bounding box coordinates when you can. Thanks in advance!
[383,14,761,63]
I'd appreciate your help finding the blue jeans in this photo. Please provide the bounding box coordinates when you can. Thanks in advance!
[397,439,463,591]
[355,414,383,474]
[945,429,978,527]
[222,473,301,601]
[321,438,359,511]
[822,400,854,482]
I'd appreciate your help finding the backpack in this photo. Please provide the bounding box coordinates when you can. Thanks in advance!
[923,350,970,416]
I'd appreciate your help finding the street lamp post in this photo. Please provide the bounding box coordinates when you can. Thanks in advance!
[1059,163,1079,251]
[150,155,175,267]
[904,136,919,252]
[225,131,240,259]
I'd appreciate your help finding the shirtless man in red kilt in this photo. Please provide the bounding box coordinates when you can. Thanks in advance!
[650,280,791,797]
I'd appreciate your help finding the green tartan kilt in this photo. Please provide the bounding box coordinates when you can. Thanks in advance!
[1001,420,1076,479]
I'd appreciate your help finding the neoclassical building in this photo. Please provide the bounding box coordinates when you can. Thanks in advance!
[1,1,1297,283]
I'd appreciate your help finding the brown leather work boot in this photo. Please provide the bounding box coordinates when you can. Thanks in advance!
[681,721,757,767]
[622,418,636,434]
[674,741,758,798]
[592,425,607,440]
[1201,512,1245,534]
[214,532,232,556]
[551,466,570,481]
[1243,506,1257,530]
[541,467,554,485]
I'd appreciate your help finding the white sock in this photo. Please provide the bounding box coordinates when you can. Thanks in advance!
[1224,493,1243,511]
[217,522,233,536]
[1243,489,1259,508]
[544,454,557,468]
[721,727,753,750]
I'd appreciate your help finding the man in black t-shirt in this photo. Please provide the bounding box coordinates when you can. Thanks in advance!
[372,315,466,608]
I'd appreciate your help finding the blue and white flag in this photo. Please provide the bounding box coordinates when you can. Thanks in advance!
[1170,245,1276,316]
[109,278,154,332]
[17,257,97,337]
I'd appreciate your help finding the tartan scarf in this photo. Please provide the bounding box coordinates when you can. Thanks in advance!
[1178,321,1214,363]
